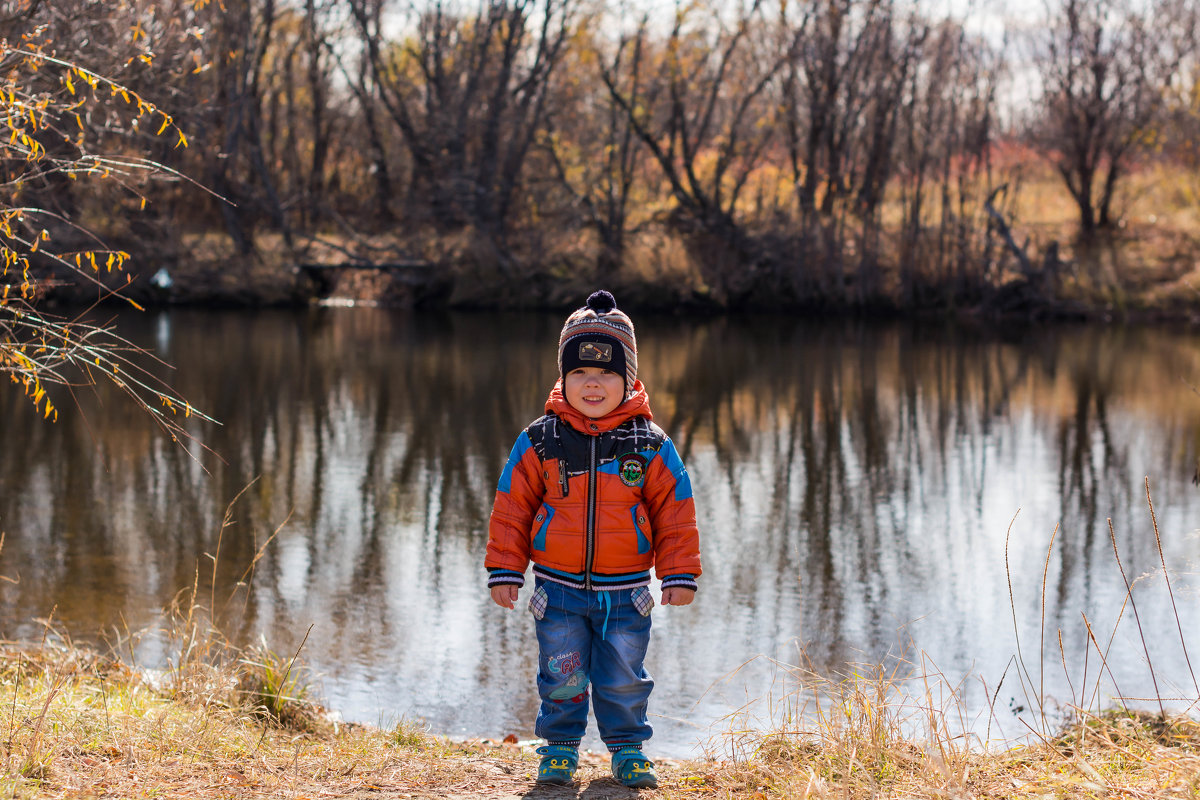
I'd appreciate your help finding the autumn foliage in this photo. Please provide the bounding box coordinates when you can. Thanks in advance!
[0,1,212,440]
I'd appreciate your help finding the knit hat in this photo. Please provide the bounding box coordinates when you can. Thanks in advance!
[558,290,638,394]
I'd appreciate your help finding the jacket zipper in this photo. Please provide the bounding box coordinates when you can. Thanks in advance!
[584,435,597,590]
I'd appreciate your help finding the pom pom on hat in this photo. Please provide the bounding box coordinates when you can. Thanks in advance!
[558,290,638,395]
[586,290,617,314]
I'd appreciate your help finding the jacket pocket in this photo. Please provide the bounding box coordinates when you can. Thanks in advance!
[531,503,556,552]
[629,504,652,555]
[542,459,569,499]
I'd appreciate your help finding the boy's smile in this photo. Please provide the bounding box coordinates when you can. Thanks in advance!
[564,367,624,419]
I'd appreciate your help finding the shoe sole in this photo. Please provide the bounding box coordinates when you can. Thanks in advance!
[536,776,575,786]
[619,779,658,789]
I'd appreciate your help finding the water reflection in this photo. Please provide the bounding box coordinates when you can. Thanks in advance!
[1,309,1197,755]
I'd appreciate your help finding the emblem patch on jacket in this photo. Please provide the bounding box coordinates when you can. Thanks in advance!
[618,453,647,487]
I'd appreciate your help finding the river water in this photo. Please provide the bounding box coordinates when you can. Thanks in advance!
[1,307,1198,757]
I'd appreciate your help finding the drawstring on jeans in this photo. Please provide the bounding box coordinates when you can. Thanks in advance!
[599,590,612,640]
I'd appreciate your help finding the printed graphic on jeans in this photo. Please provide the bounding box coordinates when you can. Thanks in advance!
[547,650,589,701]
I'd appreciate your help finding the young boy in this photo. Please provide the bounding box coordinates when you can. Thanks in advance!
[486,290,702,789]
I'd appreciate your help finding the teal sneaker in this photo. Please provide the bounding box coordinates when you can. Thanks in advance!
[611,746,657,789]
[535,744,579,785]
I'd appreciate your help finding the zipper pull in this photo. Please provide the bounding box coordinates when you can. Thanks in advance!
[559,459,569,496]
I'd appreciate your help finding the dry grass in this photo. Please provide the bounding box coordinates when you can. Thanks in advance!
[0,639,541,800]
[995,156,1200,311]
[1,638,1196,799]
[695,657,1200,800]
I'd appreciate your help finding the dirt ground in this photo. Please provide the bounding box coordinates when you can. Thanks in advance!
[48,743,698,800]
[331,749,692,800]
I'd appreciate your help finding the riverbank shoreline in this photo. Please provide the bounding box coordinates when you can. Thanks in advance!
[27,224,1200,326]
[2,638,1196,799]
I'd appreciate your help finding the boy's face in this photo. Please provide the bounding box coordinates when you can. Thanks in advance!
[563,367,625,419]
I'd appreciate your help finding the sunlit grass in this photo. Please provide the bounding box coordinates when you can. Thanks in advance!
[2,623,1197,798]
[3,629,1194,799]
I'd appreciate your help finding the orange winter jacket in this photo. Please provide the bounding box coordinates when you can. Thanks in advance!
[486,380,702,592]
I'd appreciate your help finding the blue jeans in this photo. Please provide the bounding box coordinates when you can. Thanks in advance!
[530,578,654,748]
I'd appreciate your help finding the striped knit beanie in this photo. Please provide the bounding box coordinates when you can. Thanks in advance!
[558,290,638,395]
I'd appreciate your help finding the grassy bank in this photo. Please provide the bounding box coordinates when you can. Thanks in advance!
[1,636,1197,799]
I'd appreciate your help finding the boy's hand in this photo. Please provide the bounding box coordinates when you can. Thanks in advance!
[491,585,519,609]
[661,587,695,606]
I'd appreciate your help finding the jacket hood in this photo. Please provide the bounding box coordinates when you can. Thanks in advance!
[546,379,653,433]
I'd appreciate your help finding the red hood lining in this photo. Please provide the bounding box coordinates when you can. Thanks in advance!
[546,379,653,433]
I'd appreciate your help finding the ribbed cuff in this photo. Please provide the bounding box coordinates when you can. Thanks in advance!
[487,568,525,588]
[659,573,697,592]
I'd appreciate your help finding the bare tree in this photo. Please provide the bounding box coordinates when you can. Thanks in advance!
[1032,0,1190,236]
[249,0,344,231]
[332,0,398,224]
[347,0,574,245]
[780,0,927,301]
[784,0,897,221]
[895,18,1002,304]
[539,11,654,279]
[600,0,792,301]
[186,0,287,254]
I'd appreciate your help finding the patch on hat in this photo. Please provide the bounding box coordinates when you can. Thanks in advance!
[578,341,613,363]
[618,453,647,487]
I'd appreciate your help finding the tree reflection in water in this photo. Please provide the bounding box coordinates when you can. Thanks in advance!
[0,308,1196,754]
